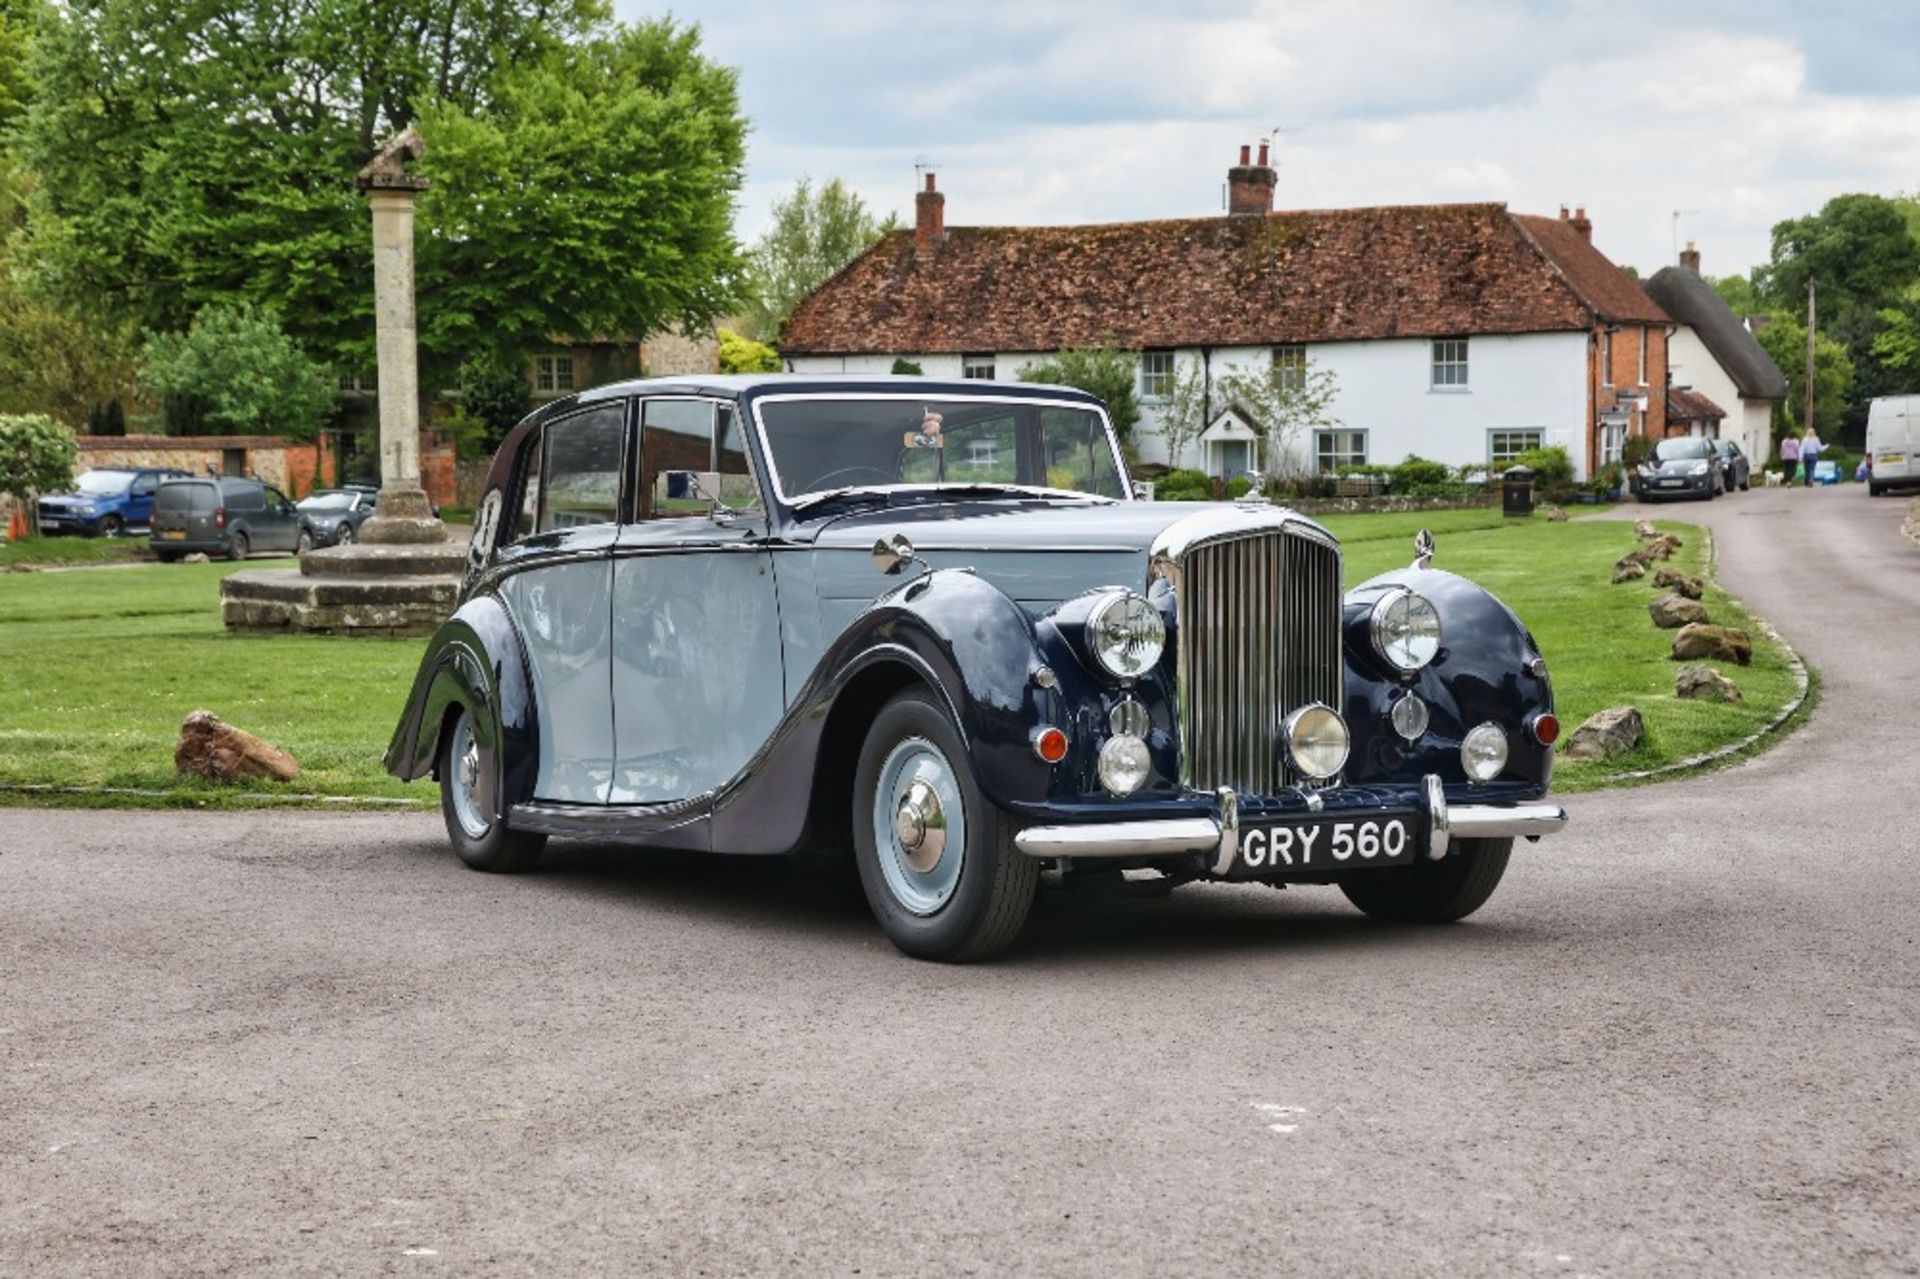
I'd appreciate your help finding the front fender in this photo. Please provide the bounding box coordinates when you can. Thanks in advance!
[1342,567,1554,790]
[383,593,540,822]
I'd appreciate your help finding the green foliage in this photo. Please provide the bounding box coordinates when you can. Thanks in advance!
[717,326,781,374]
[1390,455,1452,490]
[1621,433,1656,469]
[1752,311,1854,438]
[1513,445,1574,489]
[1224,475,1254,499]
[1870,294,1920,374]
[1017,346,1142,444]
[0,411,76,503]
[739,177,897,341]
[1214,357,1341,477]
[138,303,336,440]
[0,0,37,136]
[418,19,748,370]
[889,358,923,376]
[1154,468,1214,501]
[1709,274,1762,316]
[454,358,532,451]
[1152,358,1210,470]
[1757,194,1920,321]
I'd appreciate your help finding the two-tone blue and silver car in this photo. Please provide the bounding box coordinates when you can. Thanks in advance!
[386,376,1567,961]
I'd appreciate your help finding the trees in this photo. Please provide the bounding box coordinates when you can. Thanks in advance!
[1017,346,1142,445]
[1753,313,1853,440]
[717,327,780,374]
[1154,360,1210,471]
[0,413,76,532]
[139,303,336,439]
[740,178,897,341]
[1216,360,1341,479]
[19,2,745,381]
[1757,195,1920,323]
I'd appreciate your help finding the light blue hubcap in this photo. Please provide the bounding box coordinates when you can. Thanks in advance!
[873,737,966,916]
[448,713,490,840]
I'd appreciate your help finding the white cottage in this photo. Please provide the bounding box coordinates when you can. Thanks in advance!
[1642,244,1790,468]
[781,148,1671,482]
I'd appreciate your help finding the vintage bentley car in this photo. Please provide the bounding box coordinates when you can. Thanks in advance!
[386,376,1567,960]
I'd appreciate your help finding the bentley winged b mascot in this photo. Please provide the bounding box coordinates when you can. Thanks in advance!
[387,377,1567,961]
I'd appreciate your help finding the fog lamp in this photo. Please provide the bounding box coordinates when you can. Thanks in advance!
[1097,734,1151,796]
[1461,722,1509,782]
[1284,703,1350,780]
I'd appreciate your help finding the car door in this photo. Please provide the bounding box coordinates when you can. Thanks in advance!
[608,398,784,807]
[493,402,628,804]
[127,472,160,528]
[264,486,299,549]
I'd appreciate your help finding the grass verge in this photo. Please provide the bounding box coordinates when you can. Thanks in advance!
[1,535,157,570]
[0,510,1798,808]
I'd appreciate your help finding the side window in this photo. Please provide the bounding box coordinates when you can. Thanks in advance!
[715,405,763,512]
[267,487,291,511]
[511,429,543,542]
[1039,409,1123,497]
[131,474,157,497]
[538,406,625,532]
[230,485,265,512]
[641,399,716,519]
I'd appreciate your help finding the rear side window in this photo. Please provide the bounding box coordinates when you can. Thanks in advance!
[536,405,626,534]
[227,484,266,512]
[156,483,215,514]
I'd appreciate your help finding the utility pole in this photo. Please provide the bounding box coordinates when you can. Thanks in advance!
[1804,278,1817,439]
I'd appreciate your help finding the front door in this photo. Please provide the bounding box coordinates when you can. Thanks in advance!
[493,402,628,804]
[608,398,784,806]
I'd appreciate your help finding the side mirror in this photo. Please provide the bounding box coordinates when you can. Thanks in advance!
[872,532,916,576]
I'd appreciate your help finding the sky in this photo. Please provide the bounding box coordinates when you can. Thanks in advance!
[614,0,1920,281]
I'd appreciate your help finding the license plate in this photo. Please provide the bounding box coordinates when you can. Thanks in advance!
[1880,454,1905,466]
[1658,478,1683,487]
[1228,814,1419,877]
[159,529,186,540]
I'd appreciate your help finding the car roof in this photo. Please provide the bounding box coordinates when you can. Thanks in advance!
[528,373,1108,422]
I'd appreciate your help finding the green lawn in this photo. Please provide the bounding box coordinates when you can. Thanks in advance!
[0,509,1799,807]
[0,534,157,569]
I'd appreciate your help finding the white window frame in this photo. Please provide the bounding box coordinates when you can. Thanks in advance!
[1430,339,1469,390]
[1488,428,1544,465]
[1140,350,1175,400]
[535,354,578,394]
[961,354,996,380]
[1601,331,1614,388]
[1637,327,1648,386]
[1315,428,1368,473]
[1272,344,1307,394]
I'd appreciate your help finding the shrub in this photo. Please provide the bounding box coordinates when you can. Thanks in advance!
[456,358,532,452]
[1225,475,1253,499]
[1621,434,1656,469]
[1156,468,1215,501]
[717,327,781,374]
[1391,454,1452,490]
[1512,445,1574,490]
[139,303,334,440]
[890,357,923,375]
[0,414,79,533]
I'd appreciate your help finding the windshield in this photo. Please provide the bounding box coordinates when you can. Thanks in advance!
[1653,438,1711,462]
[75,470,134,496]
[755,397,1126,504]
[299,492,359,512]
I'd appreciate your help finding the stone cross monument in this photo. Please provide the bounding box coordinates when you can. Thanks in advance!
[354,128,443,545]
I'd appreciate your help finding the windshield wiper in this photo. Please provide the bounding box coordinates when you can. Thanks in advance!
[789,485,896,516]
[897,483,1111,504]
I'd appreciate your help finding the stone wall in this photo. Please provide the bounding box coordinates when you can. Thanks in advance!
[75,435,327,497]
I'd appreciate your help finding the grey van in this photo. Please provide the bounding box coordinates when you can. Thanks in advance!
[150,477,312,562]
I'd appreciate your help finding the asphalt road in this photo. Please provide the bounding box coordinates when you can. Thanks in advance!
[5,485,1917,1276]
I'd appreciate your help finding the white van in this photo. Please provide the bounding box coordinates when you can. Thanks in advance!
[1866,396,1920,496]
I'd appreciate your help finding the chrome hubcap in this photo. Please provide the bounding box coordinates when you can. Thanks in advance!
[447,714,490,840]
[873,738,966,915]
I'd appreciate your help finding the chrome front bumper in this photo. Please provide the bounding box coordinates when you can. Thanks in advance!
[1012,774,1568,866]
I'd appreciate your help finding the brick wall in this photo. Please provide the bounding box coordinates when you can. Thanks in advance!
[1587,322,1670,472]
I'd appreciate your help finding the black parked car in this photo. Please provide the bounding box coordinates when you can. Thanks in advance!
[296,487,379,547]
[385,375,1567,962]
[1637,436,1724,501]
[1713,438,1751,492]
[150,477,312,561]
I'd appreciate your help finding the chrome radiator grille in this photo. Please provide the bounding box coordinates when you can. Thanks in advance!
[1173,524,1344,794]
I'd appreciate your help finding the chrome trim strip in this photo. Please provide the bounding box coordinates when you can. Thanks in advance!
[1449,803,1569,840]
[746,391,1133,509]
[1014,818,1223,860]
[1424,773,1450,861]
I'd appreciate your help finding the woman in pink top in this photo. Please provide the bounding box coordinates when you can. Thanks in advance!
[1780,433,1800,486]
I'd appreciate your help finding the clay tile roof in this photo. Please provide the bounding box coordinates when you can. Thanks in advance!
[784,203,1665,356]
[1666,386,1728,422]
[1641,266,1791,401]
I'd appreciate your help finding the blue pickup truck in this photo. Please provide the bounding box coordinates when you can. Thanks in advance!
[37,467,191,537]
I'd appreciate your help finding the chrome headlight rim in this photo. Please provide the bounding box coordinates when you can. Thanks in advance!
[1461,721,1509,782]
[1369,586,1442,674]
[1283,701,1351,781]
[1097,733,1151,796]
[1085,588,1166,681]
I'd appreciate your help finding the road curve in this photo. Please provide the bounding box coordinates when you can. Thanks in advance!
[3,486,1917,1275]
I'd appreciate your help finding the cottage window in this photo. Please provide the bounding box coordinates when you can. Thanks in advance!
[1602,331,1613,388]
[535,354,577,394]
[1272,344,1307,393]
[1315,429,1368,473]
[962,354,996,380]
[1140,350,1176,399]
[337,371,375,393]
[1489,429,1544,465]
[1431,339,1468,389]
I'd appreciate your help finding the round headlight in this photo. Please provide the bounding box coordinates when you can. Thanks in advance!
[1461,722,1509,781]
[1370,588,1442,673]
[1284,703,1350,780]
[1097,733,1151,795]
[1390,691,1430,742]
[1087,591,1165,680]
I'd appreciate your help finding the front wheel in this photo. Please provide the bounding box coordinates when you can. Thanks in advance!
[96,514,123,538]
[1338,837,1512,923]
[296,528,313,554]
[226,531,249,562]
[852,687,1038,961]
[439,707,546,873]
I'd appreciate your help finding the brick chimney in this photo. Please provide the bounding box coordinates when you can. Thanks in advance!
[1680,239,1701,273]
[915,172,945,254]
[1226,142,1275,216]
[1560,204,1592,242]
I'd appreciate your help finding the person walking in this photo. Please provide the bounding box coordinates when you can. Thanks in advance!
[1780,432,1800,487]
[1799,429,1823,486]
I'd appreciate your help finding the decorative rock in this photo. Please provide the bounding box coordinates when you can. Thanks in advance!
[1675,665,1744,703]
[1648,593,1710,628]
[1562,706,1645,761]
[184,552,211,564]
[175,710,301,782]
[1611,560,1648,583]
[1544,504,1568,522]
[1671,623,1752,666]
[1644,534,1682,561]
[1653,568,1703,599]
[1634,519,1659,540]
